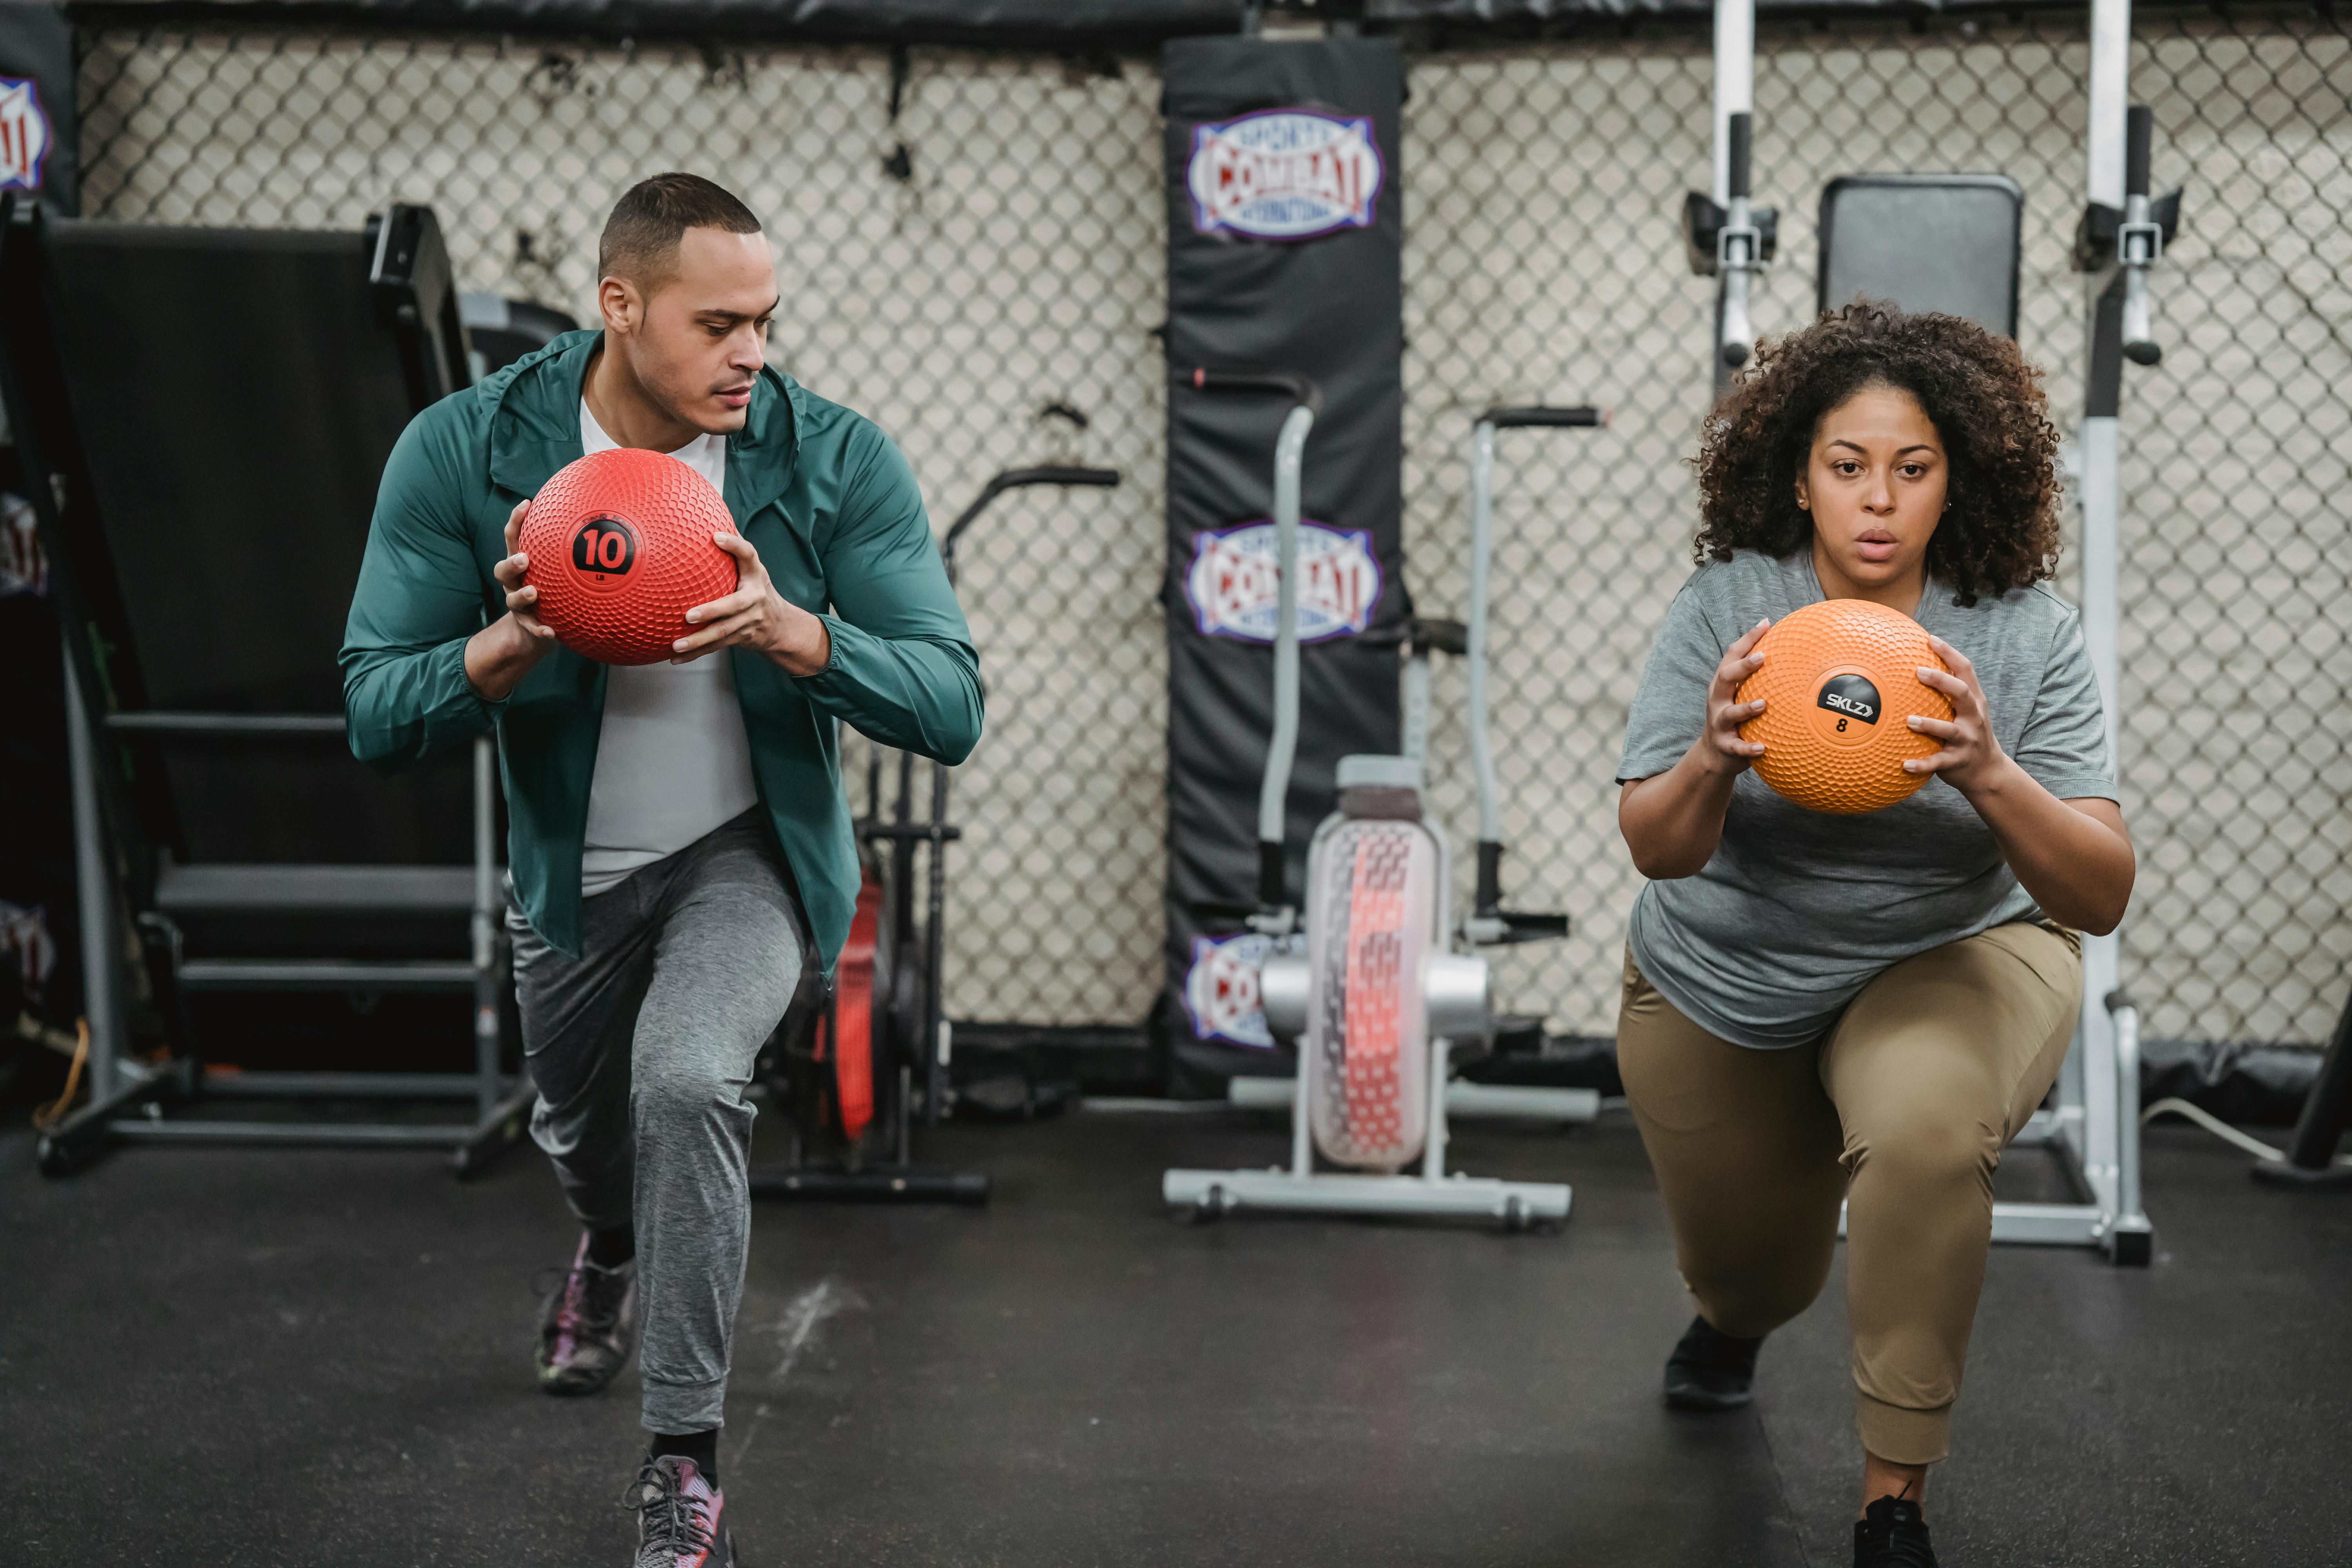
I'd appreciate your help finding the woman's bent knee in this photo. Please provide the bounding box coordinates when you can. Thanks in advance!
[1845,1112,2001,1202]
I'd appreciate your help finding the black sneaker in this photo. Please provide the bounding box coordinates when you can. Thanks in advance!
[1854,1495,1937,1566]
[626,1454,736,1568]
[1663,1314,1763,1411]
[536,1232,638,1396]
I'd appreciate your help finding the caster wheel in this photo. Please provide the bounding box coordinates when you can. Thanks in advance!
[1502,1196,1529,1232]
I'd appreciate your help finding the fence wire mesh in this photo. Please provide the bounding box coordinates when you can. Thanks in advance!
[76,7,2352,1048]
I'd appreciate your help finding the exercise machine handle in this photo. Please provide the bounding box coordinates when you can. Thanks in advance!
[1257,840,1287,912]
[940,465,1123,585]
[2124,104,2152,201]
[1716,111,1763,371]
[2118,105,2163,367]
[1480,406,1608,429]
[1185,367,1323,414]
[1185,368,1316,923]
[1465,403,1605,871]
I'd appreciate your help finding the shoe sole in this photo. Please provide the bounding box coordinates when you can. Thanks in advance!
[1664,1383,1754,1412]
[536,1362,626,1397]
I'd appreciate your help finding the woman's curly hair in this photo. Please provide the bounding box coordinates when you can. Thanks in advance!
[1693,301,2063,606]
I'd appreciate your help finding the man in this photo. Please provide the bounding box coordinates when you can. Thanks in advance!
[342,172,982,1566]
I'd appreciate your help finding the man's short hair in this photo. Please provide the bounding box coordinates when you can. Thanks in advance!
[599,173,763,291]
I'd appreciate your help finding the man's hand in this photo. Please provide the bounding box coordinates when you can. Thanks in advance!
[673,532,832,677]
[1905,634,2013,798]
[1700,618,1773,776]
[465,499,561,701]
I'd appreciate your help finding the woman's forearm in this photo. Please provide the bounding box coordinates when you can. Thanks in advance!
[1619,744,1744,880]
[1960,760,2134,934]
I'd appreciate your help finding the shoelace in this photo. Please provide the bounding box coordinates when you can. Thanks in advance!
[623,1461,716,1556]
[539,1258,629,1343]
[1858,1506,1936,1568]
[573,1260,631,1332]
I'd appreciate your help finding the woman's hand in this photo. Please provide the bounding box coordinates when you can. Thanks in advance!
[1905,635,2009,797]
[1617,618,1773,880]
[1908,632,2135,933]
[1700,618,1773,775]
[672,531,833,677]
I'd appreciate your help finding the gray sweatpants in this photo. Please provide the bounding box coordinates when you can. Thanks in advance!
[508,809,808,1434]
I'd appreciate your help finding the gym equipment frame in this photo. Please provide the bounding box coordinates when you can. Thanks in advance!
[1225,408,1618,1133]
[0,200,533,1176]
[750,463,1118,1204]
[1160,372,1569,1228]
[2249,982,2352,1191]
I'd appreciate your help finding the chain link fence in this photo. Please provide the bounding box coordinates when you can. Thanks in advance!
[75,6,2352,1049]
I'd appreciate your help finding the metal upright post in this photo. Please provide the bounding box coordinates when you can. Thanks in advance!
[1466,419,1501,861]
[1712,0,1754,216]
[63,652,125,1102]
[1272,401,1315,1183]
[2075,0,2135,1221]
[1711,0,1759,394]
[1258,403,1316,915]
[470,734,499,1120]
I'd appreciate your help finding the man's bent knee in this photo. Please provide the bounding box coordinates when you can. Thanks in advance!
[631,1061,752,1139]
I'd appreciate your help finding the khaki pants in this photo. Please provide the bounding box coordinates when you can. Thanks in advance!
[1616,922,2080,1465]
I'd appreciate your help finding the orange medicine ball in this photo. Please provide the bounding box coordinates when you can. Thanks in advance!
[1736,598,1951,815]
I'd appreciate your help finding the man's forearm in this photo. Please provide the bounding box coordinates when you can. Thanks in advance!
[763,604,831,678]
[465,614,547,702]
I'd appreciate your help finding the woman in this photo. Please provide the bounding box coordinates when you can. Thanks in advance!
[1614,303,2133,1568]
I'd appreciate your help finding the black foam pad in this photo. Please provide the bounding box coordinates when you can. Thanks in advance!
[1817,174,2024,340]
[42,219,470,865]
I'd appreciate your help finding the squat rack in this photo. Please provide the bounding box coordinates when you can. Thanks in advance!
[1708,0,2164,1263]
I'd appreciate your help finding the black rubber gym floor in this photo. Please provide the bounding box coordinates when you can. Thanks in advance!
[5,1104,2347,1566]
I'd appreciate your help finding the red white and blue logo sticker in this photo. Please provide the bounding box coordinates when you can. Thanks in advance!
[1187,108,1383,242]
[1187,519,1381,643]
[0,79,51,195]
[1185,931,1276,1049]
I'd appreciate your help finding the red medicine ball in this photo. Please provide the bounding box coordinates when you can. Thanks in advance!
[520,448,740,666]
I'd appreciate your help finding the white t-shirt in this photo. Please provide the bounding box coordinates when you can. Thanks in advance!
[576,399,760,897]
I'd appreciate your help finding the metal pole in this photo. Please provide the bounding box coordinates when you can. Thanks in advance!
[2112,999,2144,1229]
[1256,404,1316,902]
[1466,420,1501,849]
[1712,0,1754,207]
[1421,1030,1449,1183]
[922,758,951,1127]
[1401,651,1431,768]
[2088,0,2131,212]
[470,734,499,1120]
[1711,0,1760,390]
[63,651,124,1101]
[2076,0,2133,1195]
[1290,976,1315,1180]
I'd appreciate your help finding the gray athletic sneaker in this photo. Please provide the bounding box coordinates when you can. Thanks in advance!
[626,1454,735,1568]
[535,1233,637,1396]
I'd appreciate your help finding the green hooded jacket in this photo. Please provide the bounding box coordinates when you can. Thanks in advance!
[339,329,982,970]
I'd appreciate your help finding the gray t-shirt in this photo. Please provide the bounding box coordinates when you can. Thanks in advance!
[1615,549,2117,1050]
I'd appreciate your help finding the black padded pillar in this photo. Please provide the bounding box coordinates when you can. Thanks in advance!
[1157,35,1405,1089]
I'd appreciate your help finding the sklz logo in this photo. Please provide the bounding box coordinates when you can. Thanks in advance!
[1817,673,1882,731]
[571,517,638,578]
